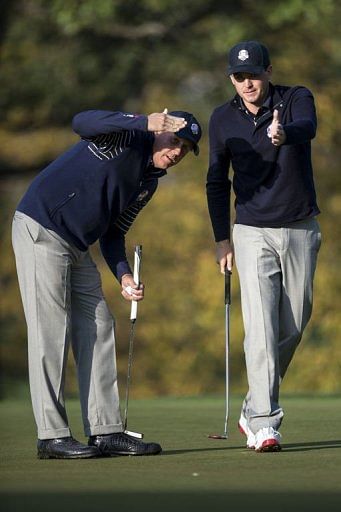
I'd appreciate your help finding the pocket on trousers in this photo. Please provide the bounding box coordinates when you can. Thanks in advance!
[312,219,322,252]
[308,221,322,253]
[25,219,41,243]
[315,231,322,252]
[13,212,41,243]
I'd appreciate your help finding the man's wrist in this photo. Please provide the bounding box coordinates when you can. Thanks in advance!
[216,239,230,246]
[120,273,133,283]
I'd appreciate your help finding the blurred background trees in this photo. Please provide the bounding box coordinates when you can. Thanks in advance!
[1,0,340,398]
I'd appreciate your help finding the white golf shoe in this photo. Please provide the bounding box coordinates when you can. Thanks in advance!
[254,427,282,452]
[238,413,256,449]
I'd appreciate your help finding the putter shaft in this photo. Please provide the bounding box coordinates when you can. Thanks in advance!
[224,269,231,437]
[224,302,230,437]
[123,245,143,439]
[123,320,136,432]
[208,269,231,440]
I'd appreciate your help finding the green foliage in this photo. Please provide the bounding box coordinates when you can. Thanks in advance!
[0,0,340,397]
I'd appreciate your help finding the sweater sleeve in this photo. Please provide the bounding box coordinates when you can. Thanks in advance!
[72,110,148,138]
[206,112,232,242]
[99,177,158,282]
[283,88,317,145]
[99,225,132,282]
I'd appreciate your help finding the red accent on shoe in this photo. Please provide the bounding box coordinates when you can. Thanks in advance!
[238,422,246,436]
[256,438,281,452]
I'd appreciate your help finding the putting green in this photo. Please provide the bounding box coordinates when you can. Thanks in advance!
[1,396,340,511]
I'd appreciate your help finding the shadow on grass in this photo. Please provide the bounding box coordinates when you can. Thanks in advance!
[163,440,341,456]
[163,444,244,455]
[2,491,341,512]
[283,440,341,452]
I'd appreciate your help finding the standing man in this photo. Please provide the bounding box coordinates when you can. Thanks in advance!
[207,41,321,452]
[12,107,201,459]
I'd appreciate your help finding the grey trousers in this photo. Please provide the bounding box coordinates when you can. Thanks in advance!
[233,218,321,433]
[12,212,122,439]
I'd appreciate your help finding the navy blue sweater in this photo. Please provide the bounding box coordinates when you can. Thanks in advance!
[17,111,166,280]
[206,84,320,242]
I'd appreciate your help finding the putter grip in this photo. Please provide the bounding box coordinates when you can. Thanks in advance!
[225,269,231,305]
[130,245,142,321]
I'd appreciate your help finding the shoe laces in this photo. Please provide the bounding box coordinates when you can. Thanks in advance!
[257,427,281,439]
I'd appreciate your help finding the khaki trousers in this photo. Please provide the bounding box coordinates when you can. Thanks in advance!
[12,212,122,439]
[233,218,321,433]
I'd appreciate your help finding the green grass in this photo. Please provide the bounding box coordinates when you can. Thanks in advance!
[1,396,341,511]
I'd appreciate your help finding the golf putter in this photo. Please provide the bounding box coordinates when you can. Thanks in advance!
[123,245,144,439]
[208,268,232,439]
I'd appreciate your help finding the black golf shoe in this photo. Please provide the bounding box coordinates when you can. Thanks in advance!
[89,432,162,456]
[37,436,100,459]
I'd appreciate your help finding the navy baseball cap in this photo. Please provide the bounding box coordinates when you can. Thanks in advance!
[169,111,202,155]
[227,41,271,75]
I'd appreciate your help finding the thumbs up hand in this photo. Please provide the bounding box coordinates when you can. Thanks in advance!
[269,109,286,146]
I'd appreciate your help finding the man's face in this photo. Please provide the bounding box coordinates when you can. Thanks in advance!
[152,132,193,169]
[230,66,272,110]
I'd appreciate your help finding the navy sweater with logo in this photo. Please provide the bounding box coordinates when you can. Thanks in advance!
[17,111,166,280]
[206,84,320,242]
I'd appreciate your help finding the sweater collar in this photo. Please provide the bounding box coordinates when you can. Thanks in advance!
[146,163,167,178]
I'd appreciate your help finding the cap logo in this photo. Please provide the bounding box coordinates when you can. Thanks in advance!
[191,123,199,135]
[238,49,249,61]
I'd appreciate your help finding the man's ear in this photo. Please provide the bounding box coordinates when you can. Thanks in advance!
[266,65,273,77]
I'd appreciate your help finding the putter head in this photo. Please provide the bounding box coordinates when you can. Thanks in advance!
[208,433,228,439]
[124,429,144,439]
